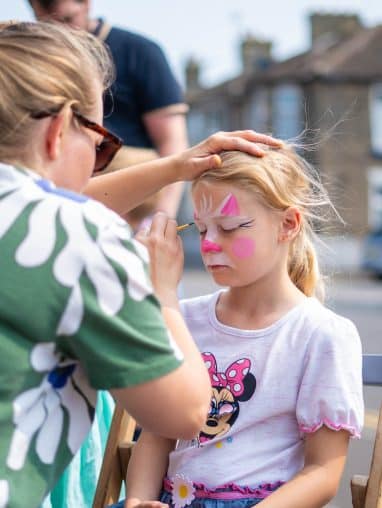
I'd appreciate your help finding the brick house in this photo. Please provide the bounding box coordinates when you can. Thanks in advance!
[184,13,382,236]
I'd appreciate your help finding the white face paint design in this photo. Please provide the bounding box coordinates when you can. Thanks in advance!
[194,192,252,268]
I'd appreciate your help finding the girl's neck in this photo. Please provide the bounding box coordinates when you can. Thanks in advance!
[216,268,307,330]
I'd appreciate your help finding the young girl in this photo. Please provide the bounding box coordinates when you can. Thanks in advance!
[124,146,364,508]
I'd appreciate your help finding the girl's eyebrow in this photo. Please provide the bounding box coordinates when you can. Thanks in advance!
[215,215,253,222]
[194,215,254,224]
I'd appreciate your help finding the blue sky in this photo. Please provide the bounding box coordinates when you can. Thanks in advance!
[3,1,382,86]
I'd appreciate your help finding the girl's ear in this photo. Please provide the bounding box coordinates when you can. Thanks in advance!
[45,110,71,161]
[278,206,301,243]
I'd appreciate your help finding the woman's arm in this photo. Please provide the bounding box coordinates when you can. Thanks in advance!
[84,130,281,215]
[257,426,350,508]
[109,304,210,440]
[124,431,175,508]
[111,213,210,440]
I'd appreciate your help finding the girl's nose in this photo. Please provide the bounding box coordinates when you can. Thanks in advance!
[201,239,222,253]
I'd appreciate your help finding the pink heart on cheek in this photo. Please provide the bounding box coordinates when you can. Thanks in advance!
[231,237,255,259]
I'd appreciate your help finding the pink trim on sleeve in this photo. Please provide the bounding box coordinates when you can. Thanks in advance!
[299,419,361,439]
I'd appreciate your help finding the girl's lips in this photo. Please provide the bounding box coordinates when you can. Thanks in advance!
[203,253,235,269]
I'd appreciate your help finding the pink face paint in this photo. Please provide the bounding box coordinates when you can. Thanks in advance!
[220,193,240,216]
[231,237,255,259]
[201,239,222,254]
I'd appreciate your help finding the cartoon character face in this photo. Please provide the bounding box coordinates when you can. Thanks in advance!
[198,352,256,445]
[199,387,239,443]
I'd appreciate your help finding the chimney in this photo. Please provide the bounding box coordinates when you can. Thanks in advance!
[310,13,363,47]
[240,34,272,74]
[185,57,201,91]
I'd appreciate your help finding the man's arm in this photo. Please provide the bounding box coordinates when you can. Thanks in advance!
[143,104,189,218]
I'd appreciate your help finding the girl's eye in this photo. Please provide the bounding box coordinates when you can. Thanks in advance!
[239,220,254,228]
[220,226,236,233]
[219,220,254,233]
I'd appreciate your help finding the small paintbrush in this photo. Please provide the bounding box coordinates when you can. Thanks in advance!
[176,222,195,232]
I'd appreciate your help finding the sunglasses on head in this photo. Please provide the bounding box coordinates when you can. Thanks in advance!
[31,108,123,173]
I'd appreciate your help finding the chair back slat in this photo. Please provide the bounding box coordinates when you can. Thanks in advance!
[363,355,382,386]
[351,355,382,508]
[92,405,136,508]
[364,406,382,508]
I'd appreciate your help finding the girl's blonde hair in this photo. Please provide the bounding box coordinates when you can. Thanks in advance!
[0,21,114,163]
[193,147,338,300]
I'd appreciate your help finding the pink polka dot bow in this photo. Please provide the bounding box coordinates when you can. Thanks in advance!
[202,352,251,397]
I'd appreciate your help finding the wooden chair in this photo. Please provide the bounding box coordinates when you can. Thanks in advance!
[92,405,136,508]
[351,354,382,508]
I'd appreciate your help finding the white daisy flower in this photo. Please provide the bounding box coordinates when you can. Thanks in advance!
[171,474,195,508]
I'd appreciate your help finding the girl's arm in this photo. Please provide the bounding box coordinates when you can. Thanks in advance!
[257,426,350,508]
[84,130,282,216]
[124,431,175,508]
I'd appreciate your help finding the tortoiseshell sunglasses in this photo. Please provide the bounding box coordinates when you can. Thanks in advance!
[32,109,123,173]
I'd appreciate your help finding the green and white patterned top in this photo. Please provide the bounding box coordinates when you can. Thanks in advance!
[0,163,183,508]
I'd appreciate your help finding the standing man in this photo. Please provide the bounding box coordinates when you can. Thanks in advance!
[28,0,189,228]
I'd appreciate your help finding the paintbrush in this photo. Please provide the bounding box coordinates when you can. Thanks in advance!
[176,222,195,232]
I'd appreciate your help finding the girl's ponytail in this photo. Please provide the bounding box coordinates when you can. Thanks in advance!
[288,226,323,299]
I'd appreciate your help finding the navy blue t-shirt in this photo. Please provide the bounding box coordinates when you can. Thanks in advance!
[101,24,184,148]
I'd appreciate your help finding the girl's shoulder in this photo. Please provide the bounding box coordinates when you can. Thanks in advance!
[303,298,361,352]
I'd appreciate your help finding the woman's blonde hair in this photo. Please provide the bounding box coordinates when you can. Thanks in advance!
[193,146,339,300]
[0,21,114,163]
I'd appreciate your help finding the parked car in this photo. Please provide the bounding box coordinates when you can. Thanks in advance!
[362,229,382,279]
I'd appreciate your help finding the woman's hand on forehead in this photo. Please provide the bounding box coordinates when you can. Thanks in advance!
[174,130,282,182]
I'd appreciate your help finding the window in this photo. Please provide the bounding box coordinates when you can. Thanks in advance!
[369,84,382,156]
[368,167,382,229]
[247,87,269,132]
[187,108,224,144]
[187,110,206,144]
[205,110,223,135]
[271,84,303,139]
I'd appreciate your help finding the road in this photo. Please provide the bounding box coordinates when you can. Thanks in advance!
[180,269,382,508]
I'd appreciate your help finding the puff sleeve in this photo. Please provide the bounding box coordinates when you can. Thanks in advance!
[296,315,364,438]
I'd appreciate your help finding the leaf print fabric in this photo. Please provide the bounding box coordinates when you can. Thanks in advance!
[6,343,95,471]
[0,173,152,335]
[0,163,183,508]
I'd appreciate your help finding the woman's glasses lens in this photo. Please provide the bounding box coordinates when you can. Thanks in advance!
[94,140,118,173]
[72,112,122,174]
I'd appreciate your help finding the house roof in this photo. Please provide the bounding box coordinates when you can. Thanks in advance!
[187,24,382,102]
[261,23,382,82]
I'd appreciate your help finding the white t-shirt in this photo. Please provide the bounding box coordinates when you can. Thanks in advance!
[167,291,364,489]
